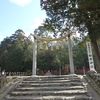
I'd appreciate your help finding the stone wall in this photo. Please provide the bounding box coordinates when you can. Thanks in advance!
[84,71,100,94]
[87,71,100,86]
[0,76,7,89]
[0,72,26,88]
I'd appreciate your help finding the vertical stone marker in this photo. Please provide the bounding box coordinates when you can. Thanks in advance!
[86,42,96,72]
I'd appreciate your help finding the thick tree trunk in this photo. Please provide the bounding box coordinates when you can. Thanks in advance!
[90,35,100,72]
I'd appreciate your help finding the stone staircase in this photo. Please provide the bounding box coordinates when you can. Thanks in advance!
[4,75,94,100]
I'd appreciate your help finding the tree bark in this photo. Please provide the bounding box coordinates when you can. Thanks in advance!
[90,35,100,72]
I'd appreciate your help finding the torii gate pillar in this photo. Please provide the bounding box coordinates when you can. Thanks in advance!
[32,37,37,77]
[68,35,74,74]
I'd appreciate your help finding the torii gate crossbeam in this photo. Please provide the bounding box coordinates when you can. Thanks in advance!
[31,32,74,77]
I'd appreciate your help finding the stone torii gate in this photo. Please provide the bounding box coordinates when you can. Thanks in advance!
[31,32,74,77]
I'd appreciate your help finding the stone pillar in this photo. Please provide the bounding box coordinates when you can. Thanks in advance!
[32,37,37,77]
[68,35,74,74]
[13,72,15,76]
[4,72,6,76]
[9,72,11,76]
[15,72,16,76]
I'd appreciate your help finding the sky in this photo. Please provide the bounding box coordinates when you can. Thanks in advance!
[0,0,47,42]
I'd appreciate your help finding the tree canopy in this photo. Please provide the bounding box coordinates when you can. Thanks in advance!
[40,0,100,38]
[40,0,100,72]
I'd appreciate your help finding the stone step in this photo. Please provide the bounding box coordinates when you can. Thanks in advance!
[9,90,88,96]
[25,77,79,81]
[22,79,81,83]
[5,95,93,100]
[18,82,83,87]
[14,86,84,91]
[3,75,94,100]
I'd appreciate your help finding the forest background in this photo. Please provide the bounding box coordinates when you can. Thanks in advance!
[0,29,95,74]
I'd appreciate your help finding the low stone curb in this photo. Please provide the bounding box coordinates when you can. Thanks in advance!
[84,75,100,95]
[0,77,26,100]
[0,81,13,94]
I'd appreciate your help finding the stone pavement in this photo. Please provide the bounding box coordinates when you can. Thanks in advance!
[0,75,100,100]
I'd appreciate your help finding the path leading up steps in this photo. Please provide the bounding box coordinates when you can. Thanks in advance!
[0,75,100,100]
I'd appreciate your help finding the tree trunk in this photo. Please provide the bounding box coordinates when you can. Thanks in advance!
[90,35,100,72]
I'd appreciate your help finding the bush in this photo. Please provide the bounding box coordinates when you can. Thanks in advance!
[26,70,32,76]
[26,70,31,73]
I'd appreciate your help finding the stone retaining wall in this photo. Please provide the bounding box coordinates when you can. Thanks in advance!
[87,71,100,86]
[0,76,7,89]
[0,72,26,89]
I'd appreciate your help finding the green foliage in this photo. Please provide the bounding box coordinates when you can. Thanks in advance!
[72,44,88,69]
[0,29,95,72]
[34,25,54,37]
[0,29,33,72]
[40,0,100,71]
[37,46,60,71]
[40,0,100,38]
[26,70,31,73]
